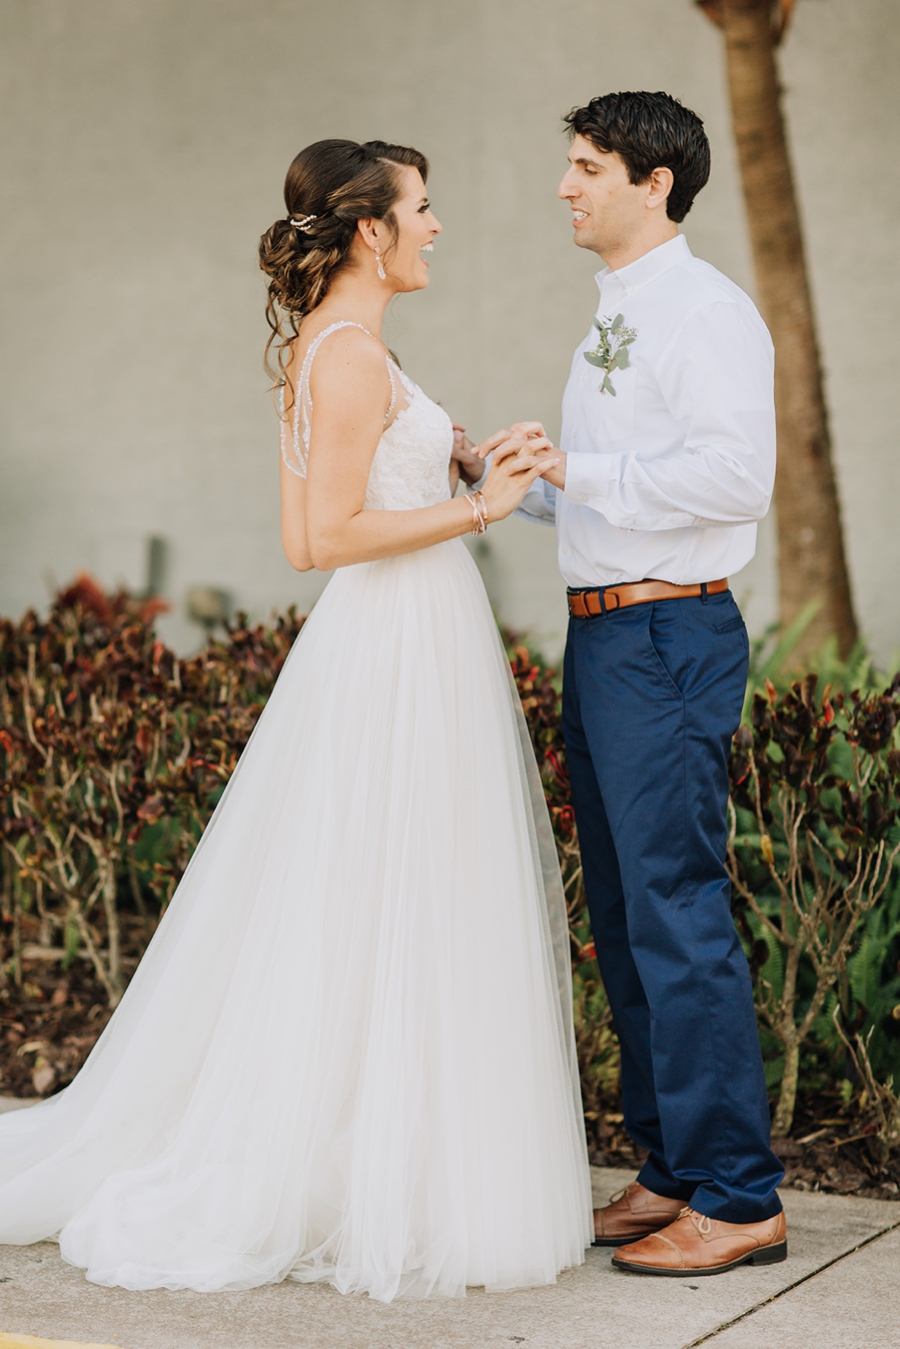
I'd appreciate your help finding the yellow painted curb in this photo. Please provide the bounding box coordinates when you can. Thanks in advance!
[0,1334,128,1349]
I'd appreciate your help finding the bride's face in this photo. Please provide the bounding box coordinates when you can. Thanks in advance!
[383,167,441,292]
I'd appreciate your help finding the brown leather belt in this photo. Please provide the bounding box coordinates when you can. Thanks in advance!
[567,577,728,619]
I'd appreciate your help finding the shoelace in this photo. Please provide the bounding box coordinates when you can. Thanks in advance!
[678,1207,713,1235]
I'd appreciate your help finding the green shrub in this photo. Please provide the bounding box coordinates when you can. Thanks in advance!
[1,576,303,1005]
[728,672,900,1136]
[2,581,898,1158]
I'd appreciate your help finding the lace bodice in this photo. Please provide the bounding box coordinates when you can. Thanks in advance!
[280,321,453,511]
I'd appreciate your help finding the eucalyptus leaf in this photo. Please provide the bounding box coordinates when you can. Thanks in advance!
[582,315,637,392]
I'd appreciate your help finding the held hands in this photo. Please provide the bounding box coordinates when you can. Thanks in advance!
[473,427,560,522]
[471,422,567,511]
[500,422,567,491]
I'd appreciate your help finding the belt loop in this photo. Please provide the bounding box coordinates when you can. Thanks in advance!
[598,586,607,617]
[700,582,709,605]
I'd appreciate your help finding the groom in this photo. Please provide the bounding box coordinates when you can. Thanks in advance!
[516,91,786,1276]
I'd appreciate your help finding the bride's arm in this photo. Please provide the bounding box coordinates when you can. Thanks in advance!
[282,327,557,572]
[281,467,315,572]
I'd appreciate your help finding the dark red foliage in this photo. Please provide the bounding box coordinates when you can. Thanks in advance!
[2,586,898,1197]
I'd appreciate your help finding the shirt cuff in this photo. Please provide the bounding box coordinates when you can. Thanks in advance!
[563,451,617,510]
[515,478,556,526]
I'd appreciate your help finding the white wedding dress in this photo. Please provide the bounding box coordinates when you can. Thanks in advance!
[0,323,592,1301]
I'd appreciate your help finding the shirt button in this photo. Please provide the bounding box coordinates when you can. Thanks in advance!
[562,547,569,555]
[579,493,588,503]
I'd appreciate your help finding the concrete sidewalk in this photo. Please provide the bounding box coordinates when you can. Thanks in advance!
[1,1157,897,1349]
[1,1098,897,1348]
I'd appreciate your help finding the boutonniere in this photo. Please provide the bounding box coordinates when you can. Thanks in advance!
[583,313,637,396]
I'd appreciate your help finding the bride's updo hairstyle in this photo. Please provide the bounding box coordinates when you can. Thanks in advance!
[259,138,429,396]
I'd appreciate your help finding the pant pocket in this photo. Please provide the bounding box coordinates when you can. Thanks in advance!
[713,602,747,636]
[645,603,687,699]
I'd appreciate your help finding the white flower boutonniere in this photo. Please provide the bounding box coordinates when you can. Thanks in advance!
[583,313,637,396]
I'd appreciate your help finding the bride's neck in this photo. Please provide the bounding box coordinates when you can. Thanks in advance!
[314,269,394,336]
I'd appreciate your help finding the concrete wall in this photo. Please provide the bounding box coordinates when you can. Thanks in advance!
[1,0,898,663]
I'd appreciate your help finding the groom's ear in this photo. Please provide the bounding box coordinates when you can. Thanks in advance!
[646,167,675,213]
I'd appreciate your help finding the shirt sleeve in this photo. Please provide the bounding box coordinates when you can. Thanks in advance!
[473,452,557,525]
[514,475,557,526]
[563,300,776,530]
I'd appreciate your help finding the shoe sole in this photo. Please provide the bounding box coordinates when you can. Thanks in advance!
[612,1240,788,1276]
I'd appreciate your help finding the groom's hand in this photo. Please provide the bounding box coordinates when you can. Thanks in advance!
[507,421,546,441]
[505,423,566,490]
[474,423,567,490]
[532,446,566,491]
[472,422,548,461]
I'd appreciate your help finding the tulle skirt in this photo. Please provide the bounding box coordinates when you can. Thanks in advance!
[0,538,592,1301]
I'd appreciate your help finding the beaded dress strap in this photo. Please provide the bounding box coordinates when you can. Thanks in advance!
[280,321,400,479]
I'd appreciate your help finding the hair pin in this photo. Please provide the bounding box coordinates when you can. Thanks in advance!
[290,215,318,232]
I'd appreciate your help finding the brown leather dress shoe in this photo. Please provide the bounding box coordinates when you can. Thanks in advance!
[592,1181,686,1247]
[612,1206,787,1276]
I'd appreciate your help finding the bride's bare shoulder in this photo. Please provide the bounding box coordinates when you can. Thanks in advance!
[281,318,387,419]
[303,323,389,405]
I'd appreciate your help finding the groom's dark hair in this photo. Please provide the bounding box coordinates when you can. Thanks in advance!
[564,92,710,223]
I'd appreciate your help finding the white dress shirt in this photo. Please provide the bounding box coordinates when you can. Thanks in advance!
[517,234,776,588]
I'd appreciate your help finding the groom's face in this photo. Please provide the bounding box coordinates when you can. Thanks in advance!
[559,135,647,262]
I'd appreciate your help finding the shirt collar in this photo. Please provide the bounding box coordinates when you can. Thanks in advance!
[594,233,691,309]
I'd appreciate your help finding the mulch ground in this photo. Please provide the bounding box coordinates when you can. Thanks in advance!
[3,953,899,1203]
[579,1090,900,1203]
[1,961,114,1099]
[589,1100,899,1202]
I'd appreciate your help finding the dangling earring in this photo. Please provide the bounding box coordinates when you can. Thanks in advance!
[375,246,386,281]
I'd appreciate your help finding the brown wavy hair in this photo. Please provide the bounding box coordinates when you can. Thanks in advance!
[259,138,429,404]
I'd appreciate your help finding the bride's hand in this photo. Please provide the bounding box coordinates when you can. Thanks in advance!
[478,422,566,492]
[472,422,547,460]
[479,434,559,522]
[450,424,485,486]
[507,423,566,486]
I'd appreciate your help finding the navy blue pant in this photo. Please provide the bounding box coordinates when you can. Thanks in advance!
[563,588,783,1223]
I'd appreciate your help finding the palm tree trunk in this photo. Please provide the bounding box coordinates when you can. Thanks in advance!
[716,0,858,656]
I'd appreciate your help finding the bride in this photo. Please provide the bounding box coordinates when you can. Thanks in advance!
[0,137,592,1302]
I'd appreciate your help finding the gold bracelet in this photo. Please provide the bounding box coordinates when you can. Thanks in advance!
[467,490,488,536]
